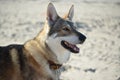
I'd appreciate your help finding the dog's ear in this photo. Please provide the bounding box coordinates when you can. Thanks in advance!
[47,3,59,25]
[66,5,74,20]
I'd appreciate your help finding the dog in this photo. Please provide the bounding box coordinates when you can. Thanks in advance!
[0,3,86,80]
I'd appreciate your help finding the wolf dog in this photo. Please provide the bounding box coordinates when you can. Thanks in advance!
[0,3,86,80]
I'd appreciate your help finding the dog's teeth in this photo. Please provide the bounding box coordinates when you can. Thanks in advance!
[64,41,68,45]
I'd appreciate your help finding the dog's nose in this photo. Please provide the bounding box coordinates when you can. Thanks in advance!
[79,35,86,44]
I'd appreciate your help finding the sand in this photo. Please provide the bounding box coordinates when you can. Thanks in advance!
[0,0,120,80]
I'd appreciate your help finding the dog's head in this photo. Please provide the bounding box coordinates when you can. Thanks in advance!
[41,3,86,64]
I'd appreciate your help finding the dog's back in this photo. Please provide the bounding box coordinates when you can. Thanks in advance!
[0,45,26,80]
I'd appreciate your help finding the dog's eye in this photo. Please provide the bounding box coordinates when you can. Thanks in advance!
[62,27,70,31]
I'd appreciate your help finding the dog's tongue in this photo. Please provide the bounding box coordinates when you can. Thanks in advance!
[61,40,80,53]
[73,45,79,52]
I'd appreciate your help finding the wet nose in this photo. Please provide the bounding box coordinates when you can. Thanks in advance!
[79,34,86,43]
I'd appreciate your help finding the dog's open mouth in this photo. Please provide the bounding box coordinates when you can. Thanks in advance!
[61,40,79,53]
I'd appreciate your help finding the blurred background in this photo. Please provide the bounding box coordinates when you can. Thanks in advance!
[0,0,120,80]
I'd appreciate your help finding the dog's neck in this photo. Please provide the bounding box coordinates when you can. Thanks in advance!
[24,39,62,70]
[35,38,63,70]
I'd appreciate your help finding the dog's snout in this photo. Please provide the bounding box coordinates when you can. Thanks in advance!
[79,35,86,43]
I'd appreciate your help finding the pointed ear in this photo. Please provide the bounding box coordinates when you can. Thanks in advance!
[66,5,74,20]
[47,3,58,23]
